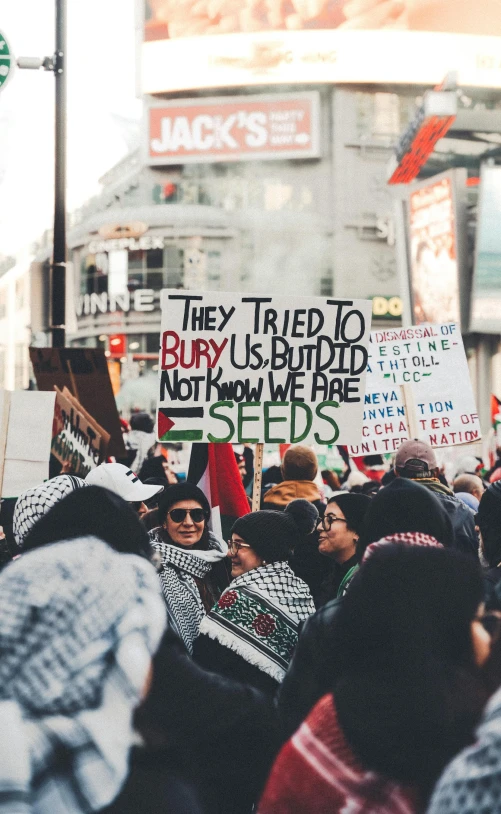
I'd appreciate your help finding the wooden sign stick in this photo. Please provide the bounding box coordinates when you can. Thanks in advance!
[401,383,420,439]
[252,442,264,512]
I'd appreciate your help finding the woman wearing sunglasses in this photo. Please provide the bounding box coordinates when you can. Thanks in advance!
[193,499,317,696]
[149,483,230,653]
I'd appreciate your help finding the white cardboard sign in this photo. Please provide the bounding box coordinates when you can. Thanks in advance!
[0,391,56,498]
[348,322,481,455]
[157,290,372,446]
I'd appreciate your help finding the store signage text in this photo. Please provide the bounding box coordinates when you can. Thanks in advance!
[76,289,156,317]
[88,236,164,253]
[148,93,320,164]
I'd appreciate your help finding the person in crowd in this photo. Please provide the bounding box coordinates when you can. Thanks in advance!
[193,500,316,696]
[321,469,341,498]
[21,485,154,561]
[263,445,325,513]
[394,439,478,557]
[0,535,166,814]
[260,545,491,814]
[343,469,371,492]
[277,478,454,738]
[103,627,282,814]
[315,493,371,606]
[86,462,164,518]
[234,451,247,483]
[361,454,386,482]
[149,483,230,652]
[453,473,484,505]
[474,482,501,609]
[12,473,87,548]
[124,411,156,472]
[139,455,178,485]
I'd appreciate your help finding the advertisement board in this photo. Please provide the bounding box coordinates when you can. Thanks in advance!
[471,165,501,334]
[147,93,320,164]
[142,0,501,93]
[157,289,372,445]
[408,169,465,328]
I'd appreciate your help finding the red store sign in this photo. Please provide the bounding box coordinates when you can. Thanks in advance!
[147,92,320,164]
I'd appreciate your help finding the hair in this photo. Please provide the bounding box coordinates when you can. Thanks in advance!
[321,470,341,491]
[138,456,170,482]
[282,445,318,481]
[156,483,211,550]
[357,478,454,555]
[130,412,154,433]
[396,460,436,479]
[22,486,152,560]
[327,545,487,800]
[326,493,371,537]
[453,473,483,496]
[363,455,384,467]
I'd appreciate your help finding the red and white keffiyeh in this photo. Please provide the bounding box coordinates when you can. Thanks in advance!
[363,532,443,562]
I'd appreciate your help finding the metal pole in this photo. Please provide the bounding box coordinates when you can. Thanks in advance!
[50,0,66,348]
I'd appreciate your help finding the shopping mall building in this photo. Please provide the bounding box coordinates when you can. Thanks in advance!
[28,1,501,426]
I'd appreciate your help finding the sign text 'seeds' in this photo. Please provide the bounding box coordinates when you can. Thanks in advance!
[348,322,481,455]
[157,291,372,445]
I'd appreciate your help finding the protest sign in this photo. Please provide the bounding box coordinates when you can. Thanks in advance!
[0,391,56,498]
[157,290,372,446]
[51,387,110,477]
[30,347,125,458]
[348,322,481,455]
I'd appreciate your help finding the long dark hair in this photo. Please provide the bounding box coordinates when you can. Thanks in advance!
[156,483,211,551]
[22,486,152,560]
[327,545,487,801]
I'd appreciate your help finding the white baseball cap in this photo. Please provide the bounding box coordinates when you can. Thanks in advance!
[85,463,164,503]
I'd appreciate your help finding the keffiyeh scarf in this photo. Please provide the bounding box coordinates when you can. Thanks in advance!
[363,532,443,562]
[13,475,86,547]
[258,694,418,814]
[150,529,227,653]
[199,561,315,683]
[0,537,166,814]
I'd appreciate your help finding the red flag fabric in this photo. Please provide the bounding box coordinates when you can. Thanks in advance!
[188,443,250,539]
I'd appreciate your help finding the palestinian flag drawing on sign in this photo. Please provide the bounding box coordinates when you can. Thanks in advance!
[188,443,250,540]
[158,407,204,442]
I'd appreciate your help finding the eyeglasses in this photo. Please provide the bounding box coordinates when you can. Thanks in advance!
[318,513,348,532]
[227,539,251,555]
[168,508,206,524]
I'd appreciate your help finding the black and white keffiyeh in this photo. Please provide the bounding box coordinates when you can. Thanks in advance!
[149,528,227,653]
[13,475,87,547]
[0,536,166,814]
[199,561,315,683]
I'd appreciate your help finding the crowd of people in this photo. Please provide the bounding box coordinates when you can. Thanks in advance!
[2,433,501,813]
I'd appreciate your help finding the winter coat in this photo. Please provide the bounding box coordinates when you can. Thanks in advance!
[103,629,281,814]
[277,595,343,739]
[408,478,478,558]
[263,480,325,514]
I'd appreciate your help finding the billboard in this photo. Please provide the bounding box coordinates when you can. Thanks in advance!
[142,0,501,93]
[471,166,501,334]
[147,93,320,164]
[408,169,466,328]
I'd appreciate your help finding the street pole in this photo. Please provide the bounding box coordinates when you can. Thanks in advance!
[50,0,66,348]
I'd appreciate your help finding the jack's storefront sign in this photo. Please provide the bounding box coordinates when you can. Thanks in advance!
[147,92,320,165]
[156,290,372,445]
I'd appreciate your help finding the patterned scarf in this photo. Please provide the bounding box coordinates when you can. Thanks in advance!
[149,528,227,653]
[363,532,443,562]
[258,693,418,814]
[0,537,166,814]
[198,561,315,684]
[13,475,87,547]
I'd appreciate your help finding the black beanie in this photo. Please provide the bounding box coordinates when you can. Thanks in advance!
[231,499,318,562]
[477,482,501,528]
[157,483,211,524]
[358,478,454,554]
[327,493,371,536]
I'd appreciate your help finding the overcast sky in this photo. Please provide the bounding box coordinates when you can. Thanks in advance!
[0,0,141,256]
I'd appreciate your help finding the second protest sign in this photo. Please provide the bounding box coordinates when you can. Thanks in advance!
[157,290,372,445]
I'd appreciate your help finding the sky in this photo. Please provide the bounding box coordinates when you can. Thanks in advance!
[0,0,142,256]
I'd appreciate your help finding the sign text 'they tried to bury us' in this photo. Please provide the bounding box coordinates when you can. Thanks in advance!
[156,290,372,445]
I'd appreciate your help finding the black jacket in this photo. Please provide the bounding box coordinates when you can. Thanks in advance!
[193,630,280,697]
[105,629,281,814]
[276,596,343,740]
[410,479,478,558]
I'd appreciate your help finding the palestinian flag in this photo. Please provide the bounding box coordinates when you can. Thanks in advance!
[188,443,251,540]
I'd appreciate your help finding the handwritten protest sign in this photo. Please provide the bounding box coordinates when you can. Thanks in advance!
[348,322,481,455]
[157,290,372,445]
[51,387,110,477]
